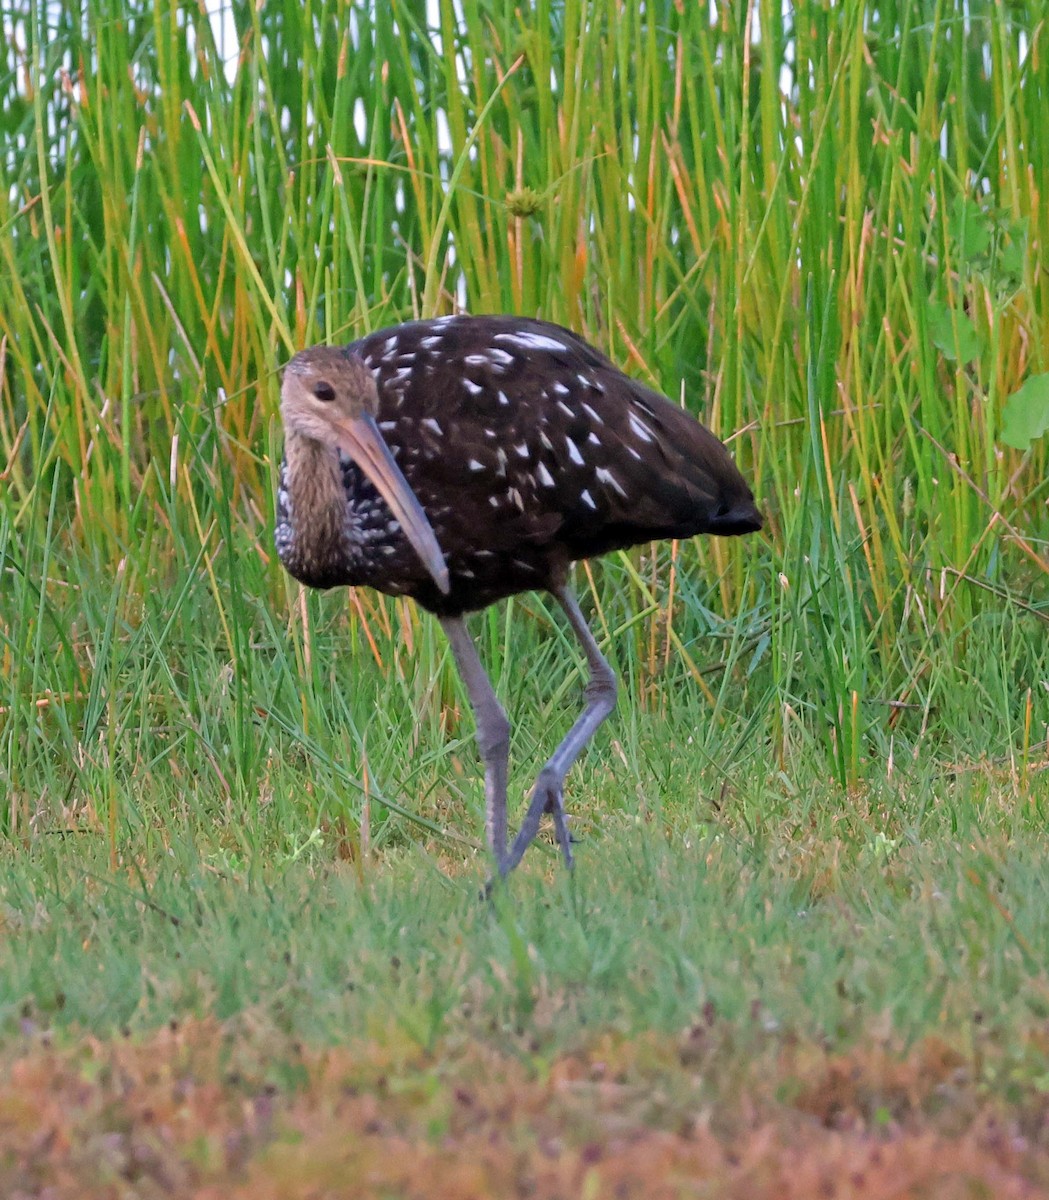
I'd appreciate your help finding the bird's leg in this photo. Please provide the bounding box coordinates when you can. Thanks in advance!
[503,586,618,874]
[439,616,511,866]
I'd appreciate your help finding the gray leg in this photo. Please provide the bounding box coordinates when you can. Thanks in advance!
[502,586,617,874]
[440,616,510,865]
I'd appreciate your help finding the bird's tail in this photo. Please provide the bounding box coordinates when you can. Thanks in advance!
[705,496,763,536]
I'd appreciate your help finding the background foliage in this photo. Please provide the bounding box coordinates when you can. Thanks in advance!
[1,0,1047,851]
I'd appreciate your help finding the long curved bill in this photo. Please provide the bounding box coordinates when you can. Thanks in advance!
[330,413,450,595]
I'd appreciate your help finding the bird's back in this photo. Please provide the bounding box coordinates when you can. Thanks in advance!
[339,316,760,614]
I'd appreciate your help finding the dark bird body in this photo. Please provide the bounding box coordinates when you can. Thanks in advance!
[276,315,761,877]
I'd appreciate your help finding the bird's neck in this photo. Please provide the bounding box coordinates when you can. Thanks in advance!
[279,433,352,582]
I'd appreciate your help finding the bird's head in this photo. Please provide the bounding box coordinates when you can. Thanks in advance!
[280,346,380,441]
[280,346,449,595]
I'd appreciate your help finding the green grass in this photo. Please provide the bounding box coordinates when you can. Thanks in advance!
[1,0,1049,1149]
[4,805,1049,1053]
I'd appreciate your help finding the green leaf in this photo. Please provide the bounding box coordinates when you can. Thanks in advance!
[1001,374,1049,450]
[928,301,983,364]
[950,196,991,260]
[998,216,1028,286]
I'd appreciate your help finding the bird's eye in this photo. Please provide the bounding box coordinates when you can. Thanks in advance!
[313,381,336,403]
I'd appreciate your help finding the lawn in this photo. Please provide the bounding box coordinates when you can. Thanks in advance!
[2,0,1048,1195]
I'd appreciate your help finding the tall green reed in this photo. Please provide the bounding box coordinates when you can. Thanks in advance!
[1,0,1045,834]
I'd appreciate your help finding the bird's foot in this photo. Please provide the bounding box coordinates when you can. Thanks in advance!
[484,769,576,882]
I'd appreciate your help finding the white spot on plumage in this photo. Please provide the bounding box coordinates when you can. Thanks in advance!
[468,458,485,471]
[565,439,584,466]
[463,379,484,396]
[463,355,489,366]
[493,330,568,353]
[556,400,575,418]
[379,420,397,433]
[596,467,628,498]
[497,390,510,406]
[422,418,442,435]
[588,432,601,445]
[381,335,398,357]
[576,373,593,389]
[552,381,570,396]
[537,462,555,487]
[628,413,656,443]
[582,402,603,424]
[539,430,553,451]
[419,336,442,350]
[580,489,597,510]
[489,348,514,367]
[513,442,529,458]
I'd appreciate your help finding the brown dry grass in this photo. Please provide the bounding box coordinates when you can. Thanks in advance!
[3,1015,1049,1199]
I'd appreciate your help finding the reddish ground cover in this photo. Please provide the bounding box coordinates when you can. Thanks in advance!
[3,1016,1049,1198]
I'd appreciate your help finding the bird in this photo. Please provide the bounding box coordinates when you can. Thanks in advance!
[275,315,762,878]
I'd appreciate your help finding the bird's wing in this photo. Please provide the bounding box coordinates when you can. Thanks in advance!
[353,317,755,549]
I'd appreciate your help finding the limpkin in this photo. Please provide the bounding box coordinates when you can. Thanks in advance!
[276,316,761,877]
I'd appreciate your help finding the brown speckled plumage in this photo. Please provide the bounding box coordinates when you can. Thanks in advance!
[277,316,760,615]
